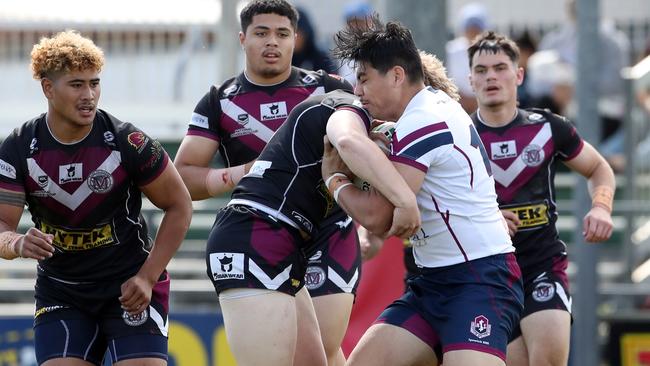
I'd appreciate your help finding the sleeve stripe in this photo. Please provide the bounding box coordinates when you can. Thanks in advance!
[389,155,428,172]
[396,131,453,160]
[0,189,25,207]
[187,129,220,142]
[393,121,448,151]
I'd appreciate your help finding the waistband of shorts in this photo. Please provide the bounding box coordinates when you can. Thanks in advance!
[226,200,310,240]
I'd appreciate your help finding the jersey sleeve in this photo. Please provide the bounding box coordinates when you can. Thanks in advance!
[186,86,221,142]
[323,72,354,93]
[0,132,26,193]
[550,114,584,161]
[389,116,453,173]
[118,124,170,186]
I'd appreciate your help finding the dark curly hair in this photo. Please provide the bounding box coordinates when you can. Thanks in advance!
[240,0,299,33]
[333,14,423,83]
[467,31,521,69]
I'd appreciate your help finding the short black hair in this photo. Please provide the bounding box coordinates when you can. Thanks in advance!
[467,31,521,68]
[240,0,299,33]
[333,14,423,83]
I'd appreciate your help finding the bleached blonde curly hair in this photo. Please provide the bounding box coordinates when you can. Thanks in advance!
[30,30,104,80]
[419,50,460,101]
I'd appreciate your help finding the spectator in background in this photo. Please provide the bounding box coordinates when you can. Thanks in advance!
[446,2,489,114]
[337,1,373,86]
[538,0,630,166]
[514,31,538,109]
[292,7,336,74]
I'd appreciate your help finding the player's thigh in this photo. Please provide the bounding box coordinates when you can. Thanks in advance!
[42,358,96,366]
[443,349,505,366]
[219,288,298,366]
[520,309,571,362]
[293,287,327,366]
[347,323,438,366]
[115,358,166,366]
[506,336,529,366]
[312,293,354,351]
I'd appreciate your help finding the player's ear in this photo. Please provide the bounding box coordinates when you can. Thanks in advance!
[392,65,406,86]
[41,78,54,99]
[239,31,246,48]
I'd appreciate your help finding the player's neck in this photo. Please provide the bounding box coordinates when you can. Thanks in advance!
[243,68,292,86]
[477,104,518,128]
[45,113,93,145]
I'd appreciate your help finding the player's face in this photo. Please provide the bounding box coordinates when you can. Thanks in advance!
[240,13,295,84]
[43,69,100,131]
[354,63,399,121]
[469,50,523,109]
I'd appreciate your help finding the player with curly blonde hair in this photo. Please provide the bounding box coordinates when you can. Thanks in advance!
[0,30,192,366]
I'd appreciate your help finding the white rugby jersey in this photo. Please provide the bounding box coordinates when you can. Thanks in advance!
[389,87,514,268]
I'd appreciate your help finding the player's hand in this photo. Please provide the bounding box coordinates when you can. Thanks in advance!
[322,136,353,179]
[388,203,421,239]
[369,121,395,149]
[358,225,385,261]
[501,209,521,237]
[119,274,154,315]
[583,206,613,242]
[15,228,55,260]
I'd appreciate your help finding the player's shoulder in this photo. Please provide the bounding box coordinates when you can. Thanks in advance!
[293,67,352,91]
[10,114,45,143]
[521,107,569,125]
[213,74,243,99]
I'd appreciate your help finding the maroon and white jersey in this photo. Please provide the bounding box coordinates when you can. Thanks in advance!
[0,110,169,282]
[186,67,352,167]
[472,108,584,269]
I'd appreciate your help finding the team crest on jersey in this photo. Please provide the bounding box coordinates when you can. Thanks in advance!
[123,308,148,326]
[260,102,288,121]
[532,281,555,302]
[301,74,318,85]
[87,169,114,193]
[58,163,83,184]
[210,252,245,280]
[304,266,326,290]
[490,141,517,160]
[470,315,492,339]
[37,175,49,188]
[237,113,250,126]
[521,144,544,167]
[0,159,16,179]
[127,132,150,153]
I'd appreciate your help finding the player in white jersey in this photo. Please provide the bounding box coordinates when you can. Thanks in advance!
[327,15,524,366]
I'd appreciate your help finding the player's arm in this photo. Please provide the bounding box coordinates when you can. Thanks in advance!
[174,135,252,200]
[563,141,616,242]
[119,163,192,314]
[0,189,54,260]
[324,109,420,238]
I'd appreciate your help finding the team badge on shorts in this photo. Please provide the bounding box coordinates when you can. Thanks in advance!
[470,315,492,339]
[304,266,326,290]
[123,308,148,326]
[532,281,555,302]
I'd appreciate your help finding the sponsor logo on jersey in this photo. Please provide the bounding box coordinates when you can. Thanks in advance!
[223,84,239,96]
[502,202,549,229]
[190,112,209,129]
[0,159,16,179]
[230,128,256,138]
[470,315,492,339]
[308,250,323,262]
[304,266,326,290]
[87,169,114,193]
[38,222,118,251]
[260,102,288,121]
[29,138,38,154]
[528,113,545,122]
[58,163,83,184]
[127,131,150,153]
[123,308,148,326]
[247,160,272,178]
[35,305,67,319]
[291,211,313,233]
[103,131,115,146]
[490,140,517,160]
[521,144,544,167]
[237,113,249,126]
[210,252,245,280]
[301,74,318,85]
[532,281,555,302]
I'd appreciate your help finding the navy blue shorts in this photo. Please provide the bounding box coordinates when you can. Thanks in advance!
[206,205,308,296]
[34,271,170,365]
[376,253,523,362]
[510,254,572,340]
[304,214,361,297]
